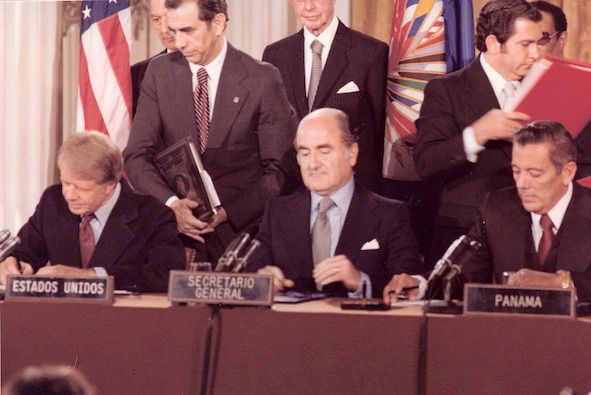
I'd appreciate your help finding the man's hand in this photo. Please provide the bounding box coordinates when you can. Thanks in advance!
[383,273,420,304]
[0,257,33,285]
[506,268,569,289]
[36,264,96,278]
[472,109,531,145]
[170,198,215,242]
[313,255,361,292]
[257,265,294,294]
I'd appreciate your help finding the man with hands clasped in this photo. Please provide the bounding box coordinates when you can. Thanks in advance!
[249,108,424,301]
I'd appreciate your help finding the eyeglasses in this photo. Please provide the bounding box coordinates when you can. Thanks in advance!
[294,0,326,4]
[538,31,561,46]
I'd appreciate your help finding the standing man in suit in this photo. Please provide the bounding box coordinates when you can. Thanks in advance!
[262,0,389,192]
[461,121,591,302]
[414,0,541,269]
[250,108,423,299]
[130,0,177,117]
[123,0,297,261]
[0,132,186,293]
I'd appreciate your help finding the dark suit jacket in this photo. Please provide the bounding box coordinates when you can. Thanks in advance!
[14,181,186,293]
[123,44,298,239]
[463,184,591,301]
[414,56,514,229]
[131,49,167,117]
[262,21,389,191]
[249,183,422,298]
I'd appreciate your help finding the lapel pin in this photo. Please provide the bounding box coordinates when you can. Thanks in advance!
[233,97,240,103]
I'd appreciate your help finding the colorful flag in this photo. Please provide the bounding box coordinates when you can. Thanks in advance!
[383,0,474,181]
[77,0,132,151]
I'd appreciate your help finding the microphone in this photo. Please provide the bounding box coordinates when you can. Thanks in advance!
[0,229,10,245]
[0,236,21,262]
[232,239,261,273]
[426,235,481,299]
[215,232,251,272]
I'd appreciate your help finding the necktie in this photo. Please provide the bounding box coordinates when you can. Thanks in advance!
[502,81,517,110]
[311,197,334,264]
[194,68,210,154]
[538,214,554,265]
[79,213,96,269]
[308,39,323,111]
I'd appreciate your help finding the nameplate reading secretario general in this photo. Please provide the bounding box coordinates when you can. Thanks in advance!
[168,270,273,306]
[5,275,114,304]
[463,284,575,318]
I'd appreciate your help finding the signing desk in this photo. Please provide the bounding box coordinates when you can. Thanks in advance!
[1,297,591,394]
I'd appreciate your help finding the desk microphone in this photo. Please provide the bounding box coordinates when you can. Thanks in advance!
[426,235,481,299]
[0,236,21,262]
[0,229,10,245]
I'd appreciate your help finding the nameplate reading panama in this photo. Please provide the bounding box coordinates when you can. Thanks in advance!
[168,271,273,306]
[5,275,114,304]
[463,284,575,318]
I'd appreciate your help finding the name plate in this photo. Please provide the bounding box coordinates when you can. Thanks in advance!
[168,270,273,306]
[463,284,575,318]
[5,275,114,304]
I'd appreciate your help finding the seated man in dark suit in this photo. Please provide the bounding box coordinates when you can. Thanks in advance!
[249,108,423,299]
[0,132,185,293]
[461,121,591,301]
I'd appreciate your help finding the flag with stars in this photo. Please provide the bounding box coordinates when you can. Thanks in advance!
[77,0,132,151]
[383,0,474,181]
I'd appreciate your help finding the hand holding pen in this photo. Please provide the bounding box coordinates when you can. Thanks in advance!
[383,273,421,304]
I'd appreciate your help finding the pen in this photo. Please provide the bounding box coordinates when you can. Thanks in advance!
[388,285,419,294]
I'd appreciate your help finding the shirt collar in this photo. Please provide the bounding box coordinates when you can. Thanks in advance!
[303,14,339,53]
[480,54,519,102]
[93,182,121,225]
[310,176,355,216]
[188,36,227,82]
[530,182,573,231]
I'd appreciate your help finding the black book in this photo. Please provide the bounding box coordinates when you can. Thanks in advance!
[153,136,220,222]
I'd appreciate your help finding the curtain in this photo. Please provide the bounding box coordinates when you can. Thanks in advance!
[0,2,60,234]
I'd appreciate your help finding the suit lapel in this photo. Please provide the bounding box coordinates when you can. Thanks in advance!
[335,186,379,264]
[285,32,308,119]
[556,185,591,271]
[312,22,350,110]
[279,190,315,277]
[170,53,199,144]
[89,183,137,268]
[205,45,248,161]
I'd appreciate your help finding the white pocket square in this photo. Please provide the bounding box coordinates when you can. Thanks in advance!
[361,239,380,250]
[337,81,360,94]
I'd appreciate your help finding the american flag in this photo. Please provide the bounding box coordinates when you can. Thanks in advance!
[77,0,132,151]
[383,0,473,181]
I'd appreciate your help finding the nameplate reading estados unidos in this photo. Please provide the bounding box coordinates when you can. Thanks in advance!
[168,270,273,306]
[463,284,575,318]
[5,275,114,304]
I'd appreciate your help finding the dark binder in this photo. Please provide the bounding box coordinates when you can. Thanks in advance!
[153,136,220,222]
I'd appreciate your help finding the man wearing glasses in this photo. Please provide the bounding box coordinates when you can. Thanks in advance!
[532,1,568,57]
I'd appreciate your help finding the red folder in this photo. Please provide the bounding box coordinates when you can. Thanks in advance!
[508,54,591,138]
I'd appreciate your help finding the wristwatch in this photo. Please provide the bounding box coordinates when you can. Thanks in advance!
[557,270,571,289]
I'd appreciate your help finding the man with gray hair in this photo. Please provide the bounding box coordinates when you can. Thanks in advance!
[0,131,185,293]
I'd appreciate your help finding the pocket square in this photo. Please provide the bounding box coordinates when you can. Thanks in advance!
[361,239,380,250]
[337,81,360,94]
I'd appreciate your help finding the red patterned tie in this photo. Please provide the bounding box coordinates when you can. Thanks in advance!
[538,214,554,265]
[79,213,96,269]
[194,68,210,154]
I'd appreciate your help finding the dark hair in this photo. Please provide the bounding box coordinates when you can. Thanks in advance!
[531,1,567,33]
[475,0,541,52]
[2,365,96,395]
[514,120,576,173]
[165,0,228,24]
